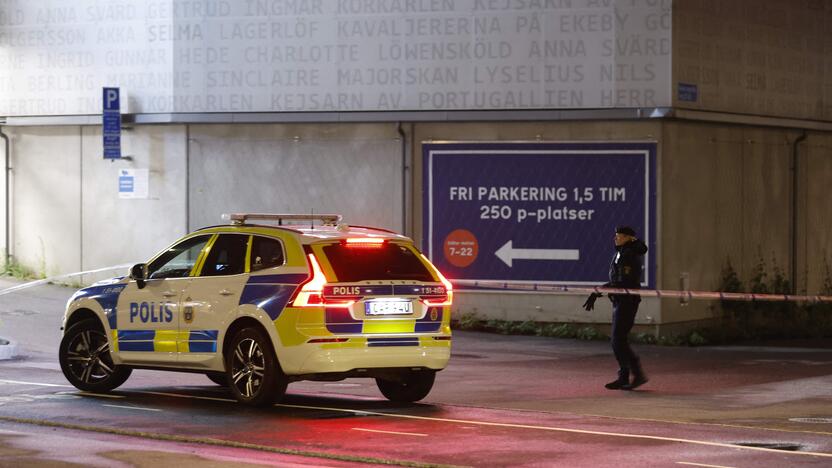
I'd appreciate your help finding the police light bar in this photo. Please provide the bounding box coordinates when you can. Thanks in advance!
[222,213,343,226]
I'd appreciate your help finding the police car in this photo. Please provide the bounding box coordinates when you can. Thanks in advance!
[59,213,452,406]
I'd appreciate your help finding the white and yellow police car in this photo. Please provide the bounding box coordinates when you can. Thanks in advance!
[59,213,452,406]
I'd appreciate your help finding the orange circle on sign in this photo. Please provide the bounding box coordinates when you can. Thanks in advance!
[443,229,479,268]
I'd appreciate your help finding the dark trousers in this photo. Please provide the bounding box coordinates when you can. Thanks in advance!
[611,297,641,378]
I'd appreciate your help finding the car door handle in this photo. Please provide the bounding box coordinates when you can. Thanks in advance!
[161,291,177,298]
[219,289,234,296]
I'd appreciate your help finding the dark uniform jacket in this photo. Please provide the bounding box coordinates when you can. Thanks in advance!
[606,239,648,302]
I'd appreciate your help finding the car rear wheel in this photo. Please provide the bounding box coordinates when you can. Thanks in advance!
[59,318,131,392]
[225,327,287,406]
[206,372,228,386]
[376,370,435,403]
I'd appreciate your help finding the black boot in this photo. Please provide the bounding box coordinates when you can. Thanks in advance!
[622,364,648,390]
[605,369,629,390]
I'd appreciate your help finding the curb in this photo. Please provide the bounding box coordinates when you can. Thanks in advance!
[0,336,19,360]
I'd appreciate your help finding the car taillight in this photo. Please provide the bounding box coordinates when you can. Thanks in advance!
[292,254,354,308]
[343,238,386,247]
[419,254,453,307]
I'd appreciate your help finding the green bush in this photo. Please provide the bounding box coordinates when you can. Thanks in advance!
[633,332,657,344]
[716,252,832,342]
[515,320,539,335]
[687,331,708,346]
[456,311,482,330]
[576,326,605,341]
[541,323,577,338]
[3,258,36,280]
[450,317,713,347]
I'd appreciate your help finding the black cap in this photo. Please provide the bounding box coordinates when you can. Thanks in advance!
[615,225,637,237]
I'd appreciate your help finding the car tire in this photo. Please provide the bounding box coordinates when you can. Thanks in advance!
[225,327,287,406]
[206,372,228,386]
[376,370,435,403]
[59,318,132,392]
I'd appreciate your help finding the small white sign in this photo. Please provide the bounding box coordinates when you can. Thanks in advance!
[118,169,148,199]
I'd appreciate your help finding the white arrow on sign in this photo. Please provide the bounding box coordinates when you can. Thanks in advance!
[495,240,580,267]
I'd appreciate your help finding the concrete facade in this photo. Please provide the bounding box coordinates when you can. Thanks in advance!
[4,118,828,333]
[9,127,82,278]
[2,125,187,279]
[186,123,405,233]
[0,1,830,333]
[673,0,832,121]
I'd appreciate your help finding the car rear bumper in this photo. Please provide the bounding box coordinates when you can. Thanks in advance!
[283,336,451,375]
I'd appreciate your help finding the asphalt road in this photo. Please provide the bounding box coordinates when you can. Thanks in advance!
[1,278,831,467]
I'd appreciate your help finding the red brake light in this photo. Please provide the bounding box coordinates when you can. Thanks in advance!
[292,254,353,308]
[344,238,386,247]
[420,254,453,307]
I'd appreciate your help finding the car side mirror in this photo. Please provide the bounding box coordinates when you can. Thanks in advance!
[130,263,148,289]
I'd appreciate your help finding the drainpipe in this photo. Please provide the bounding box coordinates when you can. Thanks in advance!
[791,130,807,292]
[0,126,9,269]
[396,122,407,235]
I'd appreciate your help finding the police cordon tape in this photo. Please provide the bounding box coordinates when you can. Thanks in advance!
[0,264,134,297]
[451,280,832,303]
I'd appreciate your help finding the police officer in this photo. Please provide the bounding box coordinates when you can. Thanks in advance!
[583,226,648,390]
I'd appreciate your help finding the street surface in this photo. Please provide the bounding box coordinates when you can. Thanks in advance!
[1,278,831,467]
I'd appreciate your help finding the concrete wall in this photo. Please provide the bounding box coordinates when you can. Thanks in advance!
[3,119,829,334]
[802,132,832,294]
[657,123,832,326]
[80,125,188,272]
[4,125,187,280]
[659,123,795,324]
[673,0,832,121]
[187,123,404,233]
[9,127,82,277]
[411,120,832,330]
[3,122,404,278]
[0,130,10,269]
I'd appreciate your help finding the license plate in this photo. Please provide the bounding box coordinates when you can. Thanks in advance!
[365,300,412,316]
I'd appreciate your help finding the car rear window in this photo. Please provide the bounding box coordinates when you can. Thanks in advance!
[320,242,435,282]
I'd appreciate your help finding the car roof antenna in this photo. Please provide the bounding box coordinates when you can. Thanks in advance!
[310,208,314,230]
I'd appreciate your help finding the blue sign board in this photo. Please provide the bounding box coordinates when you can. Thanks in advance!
[102,87,121,160]
[423,142,656,288]
[118,170,134,194]
[678,82,698,102]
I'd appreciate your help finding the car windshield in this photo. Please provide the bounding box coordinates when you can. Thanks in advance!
[321,242,435,282]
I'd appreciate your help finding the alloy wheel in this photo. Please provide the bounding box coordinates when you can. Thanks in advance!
[65,329,114,384]
[231,338,266,398]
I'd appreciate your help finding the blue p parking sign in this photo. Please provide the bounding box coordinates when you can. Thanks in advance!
[423,142,656,288]
[102,87,121,160]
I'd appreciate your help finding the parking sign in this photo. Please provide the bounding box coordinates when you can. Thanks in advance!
[423,142,656,288]
[102,87,121,160]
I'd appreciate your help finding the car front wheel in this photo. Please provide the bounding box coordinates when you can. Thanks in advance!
[376,370,436,403]
[59,318,131,392]
[225,327,287,406]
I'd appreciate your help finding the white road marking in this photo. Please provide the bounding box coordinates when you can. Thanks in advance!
[274,403,832,459]
[60,391,125,399]
[10,381,832,460]
[677,462,736,468]
[137,391,236,403]
[102,404,161,412]
[352,427,428,437]
[0,379,72,388]
[578,411,832,436]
